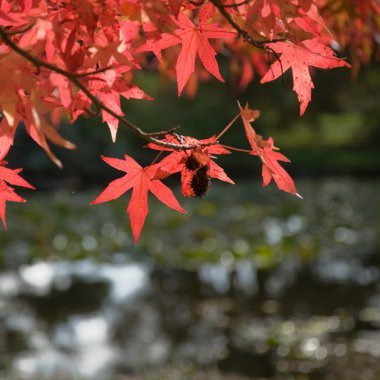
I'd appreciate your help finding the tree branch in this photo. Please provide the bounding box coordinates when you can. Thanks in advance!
[0,27,214,151]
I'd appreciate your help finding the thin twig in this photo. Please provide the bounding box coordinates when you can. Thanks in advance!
[209,0,283,48]
[4,24,34,36]
[145,125,182,137]
[221,144,252,153]
[73,66,114,78]
[221,0,251,8]
[215,114,239,140]
[209,0,286,78]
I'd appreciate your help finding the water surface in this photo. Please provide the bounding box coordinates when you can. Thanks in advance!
[0,178,379,379]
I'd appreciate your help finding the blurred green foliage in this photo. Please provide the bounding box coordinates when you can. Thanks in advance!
[1,178,379,271]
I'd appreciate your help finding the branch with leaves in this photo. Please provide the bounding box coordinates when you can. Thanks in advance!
[0,0,378,242]
[0,27,209,151]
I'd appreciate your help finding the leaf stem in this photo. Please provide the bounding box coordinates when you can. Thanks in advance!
[215,114,239,140]
[221,144,252,153]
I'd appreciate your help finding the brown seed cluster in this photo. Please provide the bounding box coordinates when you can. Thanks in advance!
[185,153,210,197]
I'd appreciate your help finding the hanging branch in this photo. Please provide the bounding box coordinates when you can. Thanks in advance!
[0,27,216,151]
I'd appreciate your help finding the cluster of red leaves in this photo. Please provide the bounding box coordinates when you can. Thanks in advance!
[92,134,235,243]
[0,0,378,240]
[238,102,300,197]
[92,102,300,243]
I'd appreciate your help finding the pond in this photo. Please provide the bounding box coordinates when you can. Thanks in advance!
[0,178,380,379]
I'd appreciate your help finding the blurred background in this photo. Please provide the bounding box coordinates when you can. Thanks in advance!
[0,65,380,379]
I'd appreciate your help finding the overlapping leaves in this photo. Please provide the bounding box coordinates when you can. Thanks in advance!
[0,0,374,239]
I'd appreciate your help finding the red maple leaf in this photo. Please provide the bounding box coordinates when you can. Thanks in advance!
[17,90,76,168]
[238,102,301,197]
[72,73,152,141]
[0,160,35,228]
[91,154,186,244]
[246,0,283,39]
[138,13,236,95]
[260,39,350,115]
[147,135,234,197]
[0,116,16,159]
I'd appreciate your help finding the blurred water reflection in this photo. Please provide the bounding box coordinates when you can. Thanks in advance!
[0,178,379,379]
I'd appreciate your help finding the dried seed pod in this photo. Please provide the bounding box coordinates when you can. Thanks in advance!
[185,154,201,171]
[182,147,211,197]
[191,165,210,197]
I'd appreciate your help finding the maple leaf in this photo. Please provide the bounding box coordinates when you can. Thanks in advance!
[142,0,179,32]
[238,102,301,197]
[246,0,283,39]
[18,91,76,168]
[72,73,152,141]
[86,41,134,69]
[0,45,76,167]
[261,39,350,115]
[258,141,299,196]
[138,13,236,95]
[0,116,16,159]
[147,135,234,197]
[91,154,186,244]
[0,8,28,27]
[0,161,35,228]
